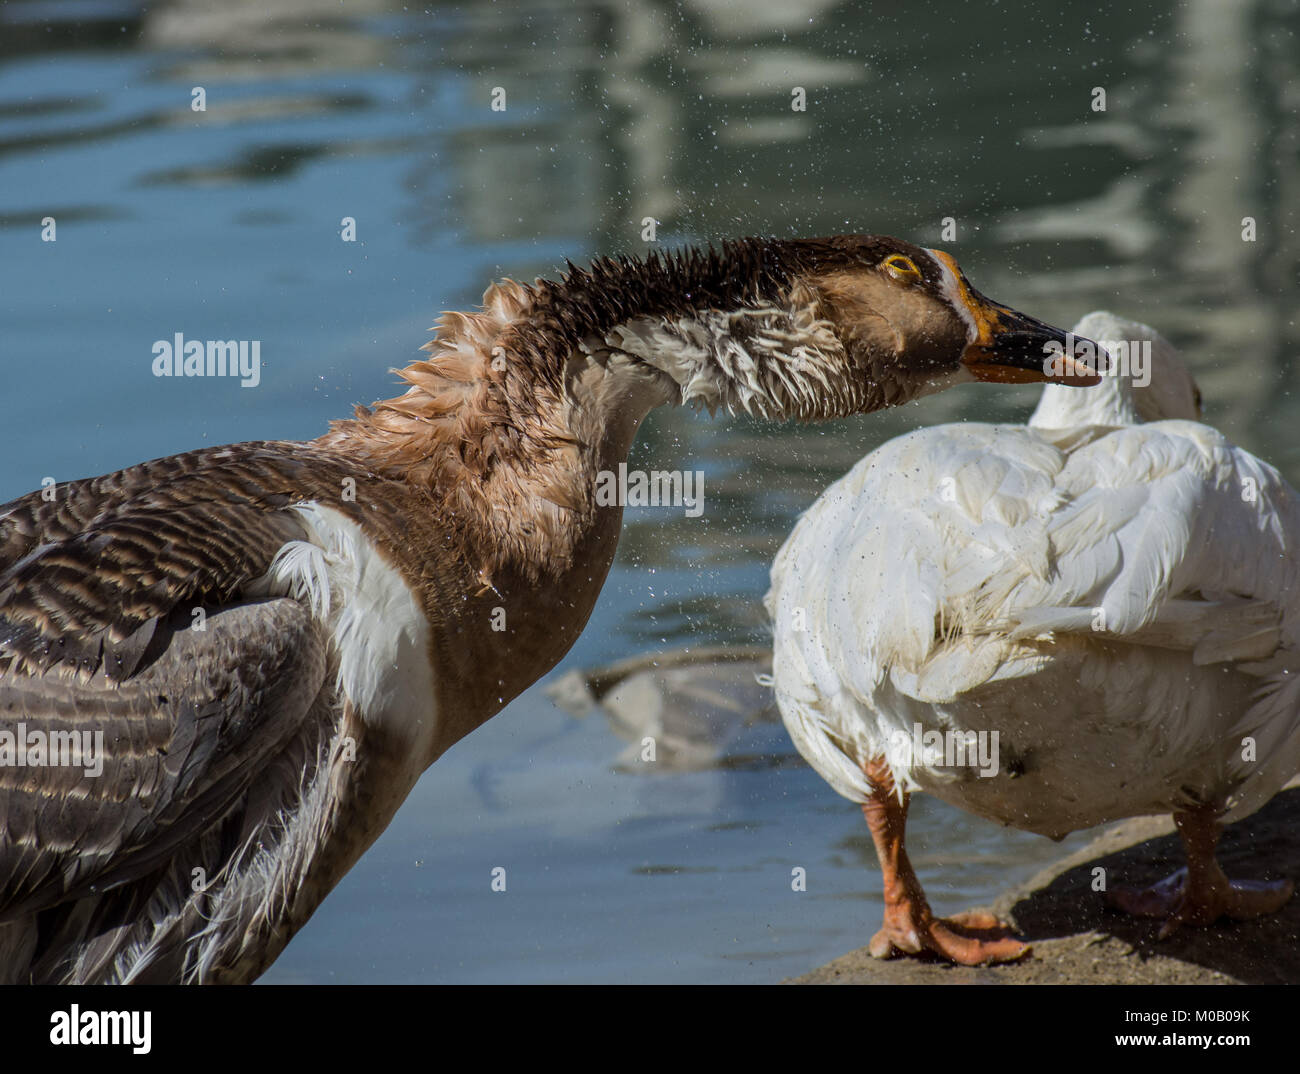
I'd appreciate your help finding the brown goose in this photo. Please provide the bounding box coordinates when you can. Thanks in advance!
[0,235,1098,983]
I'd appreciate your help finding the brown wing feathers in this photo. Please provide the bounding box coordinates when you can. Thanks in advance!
[0,443,348,931]
[0,599,329,917]
[0,441,352,682]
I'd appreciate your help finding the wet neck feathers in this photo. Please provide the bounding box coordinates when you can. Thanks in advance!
[316,240,960,586]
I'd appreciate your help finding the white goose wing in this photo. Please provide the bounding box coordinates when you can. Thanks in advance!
[1002,420,1300,659]
[766,422,1065,799]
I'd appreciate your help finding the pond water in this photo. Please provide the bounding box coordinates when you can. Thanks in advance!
[1,0,1296,982]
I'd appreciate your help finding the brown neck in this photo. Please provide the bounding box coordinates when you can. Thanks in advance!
[316,239,856,588]
[316,293,678,596]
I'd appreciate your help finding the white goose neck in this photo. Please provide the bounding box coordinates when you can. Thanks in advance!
[1029,375,1140,430]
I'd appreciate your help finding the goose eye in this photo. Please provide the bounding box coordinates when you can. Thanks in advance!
[882,255,922,284]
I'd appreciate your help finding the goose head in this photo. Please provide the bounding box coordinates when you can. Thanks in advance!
[596,235,1104,420]
[1029,310,1201,429]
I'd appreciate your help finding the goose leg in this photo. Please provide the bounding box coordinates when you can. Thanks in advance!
[1107,805,1294,938]
[861,756,1029,965]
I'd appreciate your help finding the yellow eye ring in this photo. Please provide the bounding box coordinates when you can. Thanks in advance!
[882,255,922,284]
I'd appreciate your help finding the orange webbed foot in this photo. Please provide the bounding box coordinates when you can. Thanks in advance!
[858,755,1030,967]
[869,903,1030,965]
[1108,866,1294,940]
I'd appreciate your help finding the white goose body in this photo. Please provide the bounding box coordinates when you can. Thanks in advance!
[768,313,1299,960]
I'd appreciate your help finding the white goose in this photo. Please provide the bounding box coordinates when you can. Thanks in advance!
[767,311,1300,965]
